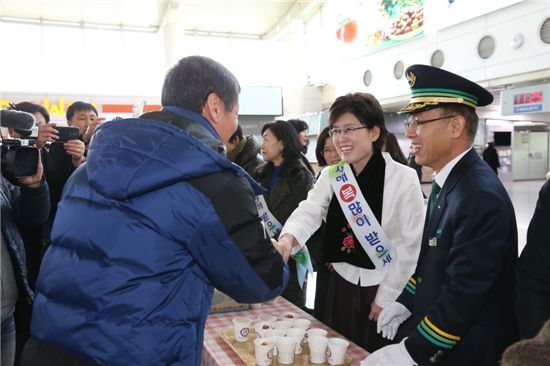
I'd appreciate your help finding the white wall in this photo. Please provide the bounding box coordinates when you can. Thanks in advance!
[304,0,550,107]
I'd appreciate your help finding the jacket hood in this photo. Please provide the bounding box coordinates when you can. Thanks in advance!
[85,118,262,200]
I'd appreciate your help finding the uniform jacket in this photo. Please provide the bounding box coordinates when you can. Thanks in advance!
[398,149,518,366]
[30,108,289,366]
[0,176,50,302]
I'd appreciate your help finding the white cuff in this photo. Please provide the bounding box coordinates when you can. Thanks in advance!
[374,283,401,308]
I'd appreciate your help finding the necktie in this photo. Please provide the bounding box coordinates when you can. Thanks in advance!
[429,180,441,219]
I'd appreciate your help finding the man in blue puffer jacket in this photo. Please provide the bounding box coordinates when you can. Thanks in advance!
[21,56,290,366]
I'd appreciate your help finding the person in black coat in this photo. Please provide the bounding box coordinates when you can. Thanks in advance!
[516,179,550,339]
[253,120,314,308]
[369,65,518,366]
[483,141,500,175]
[227,124,263,175]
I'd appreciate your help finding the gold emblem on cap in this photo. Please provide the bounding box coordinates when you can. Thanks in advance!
[407,71,416,88]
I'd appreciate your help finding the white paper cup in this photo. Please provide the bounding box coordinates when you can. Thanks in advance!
[306,328,328,344]
[257,314,277,323]
[272,320,293,333]
[276,337,297,364]
[280,311,298,323]
[232,317,253,342]
[264,329,285,356]
[293,318,311,330]
[308,335,328,364]
[326,337,349,365]
[254,321,273,338]
[254,337,275,366]
[286,328,306,354]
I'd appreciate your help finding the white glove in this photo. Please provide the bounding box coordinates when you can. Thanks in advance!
[360,338,417,366]
[377,302,411,340]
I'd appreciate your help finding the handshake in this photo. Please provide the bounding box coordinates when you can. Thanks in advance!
[376,302,411,340]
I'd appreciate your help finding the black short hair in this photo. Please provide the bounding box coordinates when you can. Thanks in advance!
[161,55,241,114]
[261,120,301,163]
[66,101,98,121]
[328,93,387,152]
[438,104,479,143]
[229,124,243,144]
[13,101,50,123]
[315,127,332,167]
[287,119,309,134]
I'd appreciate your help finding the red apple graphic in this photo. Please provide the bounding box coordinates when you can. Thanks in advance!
[336,18,357,43]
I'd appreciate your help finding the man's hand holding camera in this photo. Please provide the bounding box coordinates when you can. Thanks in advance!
[64,139,86,166]
[17,150,44,188]
[36,123,59,148]
[36,123,86,166]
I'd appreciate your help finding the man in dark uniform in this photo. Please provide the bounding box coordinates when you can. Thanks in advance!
[365,65,518,365]
[482,141,500,175]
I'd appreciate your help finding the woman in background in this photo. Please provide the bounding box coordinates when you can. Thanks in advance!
[382,132,407,165]
[253,120,314,308]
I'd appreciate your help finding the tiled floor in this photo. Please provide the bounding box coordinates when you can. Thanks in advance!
[305,179,547,309]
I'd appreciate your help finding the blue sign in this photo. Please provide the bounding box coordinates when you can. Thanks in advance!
[514,104,543,113]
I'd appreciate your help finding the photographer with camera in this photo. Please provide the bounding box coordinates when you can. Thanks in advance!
[7,102,85,366]
[1,109,50,366]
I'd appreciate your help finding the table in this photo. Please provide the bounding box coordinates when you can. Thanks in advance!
[202,297,369,365]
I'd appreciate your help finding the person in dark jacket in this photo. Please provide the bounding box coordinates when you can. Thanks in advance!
[253,120,314,308]
[370,65,518,365]
[482,141,500,175]
[8,101,83,366]
[516,179,550,339]
[1,155,50,366]
[21,56,289,366]
[227,124,263,175]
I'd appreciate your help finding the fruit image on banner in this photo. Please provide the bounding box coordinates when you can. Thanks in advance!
[335,18,358,43]
[357,0,424,51]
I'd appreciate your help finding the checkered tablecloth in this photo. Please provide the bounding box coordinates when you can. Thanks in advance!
[201,296,369,365]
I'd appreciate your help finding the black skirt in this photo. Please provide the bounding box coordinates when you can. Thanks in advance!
[324,271,392,353]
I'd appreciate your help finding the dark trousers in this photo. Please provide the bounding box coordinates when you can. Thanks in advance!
[21,338,100,366]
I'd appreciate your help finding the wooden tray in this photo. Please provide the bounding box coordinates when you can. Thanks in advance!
[219,328,353,366]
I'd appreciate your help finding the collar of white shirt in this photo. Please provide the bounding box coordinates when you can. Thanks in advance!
[434,147,472,189]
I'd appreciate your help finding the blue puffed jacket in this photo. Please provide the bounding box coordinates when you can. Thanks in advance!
[30,107,289,366]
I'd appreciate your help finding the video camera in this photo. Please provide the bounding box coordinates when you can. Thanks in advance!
[1,108,39,179]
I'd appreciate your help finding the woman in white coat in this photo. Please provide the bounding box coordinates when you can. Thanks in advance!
[275,93,424,352]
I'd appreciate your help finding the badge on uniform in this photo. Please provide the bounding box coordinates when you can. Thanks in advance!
[429,229,442,247]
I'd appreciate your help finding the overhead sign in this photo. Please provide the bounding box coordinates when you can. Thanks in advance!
[501,84,550,116]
